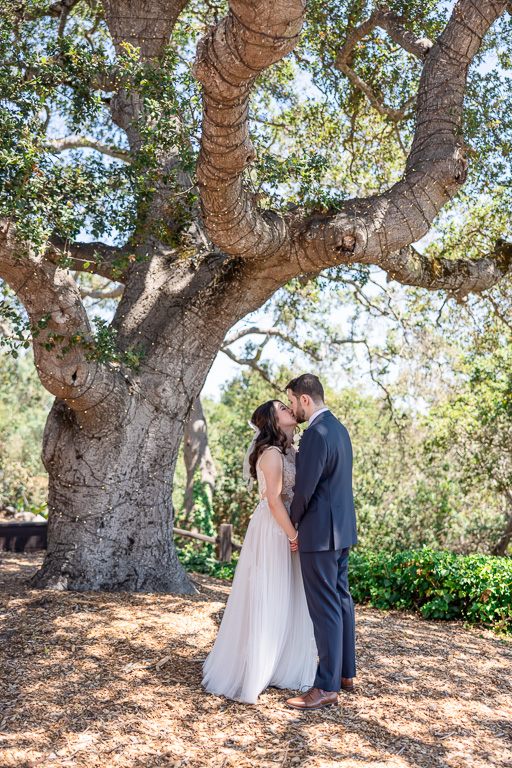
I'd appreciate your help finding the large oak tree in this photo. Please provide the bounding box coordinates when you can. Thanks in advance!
[1,0,512,592]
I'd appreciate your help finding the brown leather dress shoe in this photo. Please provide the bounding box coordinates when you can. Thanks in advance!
[340,678,355,693]
[286,686,338,710]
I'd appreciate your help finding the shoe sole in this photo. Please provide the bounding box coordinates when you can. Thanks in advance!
[285,700,337,711]
[340,686,355,693]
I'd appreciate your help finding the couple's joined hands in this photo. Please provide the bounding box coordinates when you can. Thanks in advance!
[289,533,299,553]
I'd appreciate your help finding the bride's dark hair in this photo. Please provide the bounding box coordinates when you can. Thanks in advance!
[249,400,289,480]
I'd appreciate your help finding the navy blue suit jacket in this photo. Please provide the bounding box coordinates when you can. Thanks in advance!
[290,410,357,552]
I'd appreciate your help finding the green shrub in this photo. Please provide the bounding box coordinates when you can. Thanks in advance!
[0,352,52,515]
[349,548,512,631]
[180,545,512,633]
[177,538,512,632]
[177,543,239,580]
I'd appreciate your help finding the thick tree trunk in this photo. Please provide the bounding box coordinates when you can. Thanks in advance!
[32,396,195,593]
[26,248,246,593]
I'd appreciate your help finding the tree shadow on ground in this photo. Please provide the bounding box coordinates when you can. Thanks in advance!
[0,553,511,768]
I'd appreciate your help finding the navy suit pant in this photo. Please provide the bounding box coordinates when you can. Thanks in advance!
[299,547,356,692]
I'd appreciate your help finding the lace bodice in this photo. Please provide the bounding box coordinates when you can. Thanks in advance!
[256,445,296,504]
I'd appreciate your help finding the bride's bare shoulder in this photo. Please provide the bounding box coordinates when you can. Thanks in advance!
[258,445,283,469]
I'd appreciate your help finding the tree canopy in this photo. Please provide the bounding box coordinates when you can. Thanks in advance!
[2,0,512,592]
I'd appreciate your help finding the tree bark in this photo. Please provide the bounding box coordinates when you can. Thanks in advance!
[0,216,241,593]
[36,398,194,592]
[27,243,243,591]
[27,259,240,591]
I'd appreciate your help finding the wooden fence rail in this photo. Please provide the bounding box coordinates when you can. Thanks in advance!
[173,523,241,562]
[0,521,240,562]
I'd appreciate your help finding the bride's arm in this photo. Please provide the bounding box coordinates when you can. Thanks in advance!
[259,449,297,542]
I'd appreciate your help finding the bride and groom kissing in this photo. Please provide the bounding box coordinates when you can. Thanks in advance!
[202,373,358,710]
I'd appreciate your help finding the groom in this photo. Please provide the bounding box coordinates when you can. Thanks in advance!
[286,374,358,710]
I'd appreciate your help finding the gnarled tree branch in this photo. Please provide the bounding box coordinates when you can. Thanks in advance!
[13,0,82,21]
[336,7,433,66]
[221,343,281,391]
[44,135,131,163]
[0,221,129,425]
[222,325,321,358]
[193,0,305,258]
[383,241,512,301]
[47,237,135,282]
[194,0,510,303]
[333,7,433,121]
[298,0,508,271]
[79,283,124,300]
[337,63,416,122]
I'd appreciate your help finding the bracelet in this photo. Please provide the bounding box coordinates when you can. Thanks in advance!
[288,532,298,542]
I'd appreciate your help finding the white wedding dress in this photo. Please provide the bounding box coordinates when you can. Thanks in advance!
[202,445,317,704]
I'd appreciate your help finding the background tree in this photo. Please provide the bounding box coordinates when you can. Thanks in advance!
[0,349,51,517]
[193,367,504,554]
[418,281,512,556]
[2,0,512,592]
[179,269,377,527]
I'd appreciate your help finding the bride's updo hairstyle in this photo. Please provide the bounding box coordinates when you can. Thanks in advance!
[248,400,288,480]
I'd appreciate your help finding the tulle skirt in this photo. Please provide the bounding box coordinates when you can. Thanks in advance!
[202,500,317,704]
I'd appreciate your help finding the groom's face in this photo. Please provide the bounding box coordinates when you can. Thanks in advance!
[287,391,307,423]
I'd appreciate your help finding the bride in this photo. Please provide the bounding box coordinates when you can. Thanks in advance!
[202,399,317,704]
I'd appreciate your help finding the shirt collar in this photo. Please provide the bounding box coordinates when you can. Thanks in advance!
[307,407,329,426]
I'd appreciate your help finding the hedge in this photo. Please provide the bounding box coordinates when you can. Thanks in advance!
[177,543,238,580]
[179,544,512,633]
[349,548,512,631]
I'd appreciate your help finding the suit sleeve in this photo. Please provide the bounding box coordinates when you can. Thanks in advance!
[290,428,328,527]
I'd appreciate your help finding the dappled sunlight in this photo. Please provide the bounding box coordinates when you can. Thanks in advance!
[1,553,511,768]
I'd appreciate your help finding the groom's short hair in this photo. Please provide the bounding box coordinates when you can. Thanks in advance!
[286,374,324,403]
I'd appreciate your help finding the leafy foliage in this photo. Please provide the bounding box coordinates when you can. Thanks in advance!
[177,542,239,579]
[189,368,507,555]
[350,548,512,631]
[425,329,512,552]
[0,351,52,515]
[178,476,215,536]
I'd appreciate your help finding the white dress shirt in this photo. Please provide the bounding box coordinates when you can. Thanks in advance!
[307,407,329,426]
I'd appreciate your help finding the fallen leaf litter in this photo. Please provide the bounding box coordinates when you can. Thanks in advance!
[1,552,511,767]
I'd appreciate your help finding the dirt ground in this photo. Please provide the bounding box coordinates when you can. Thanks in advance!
[1,552,511,768]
